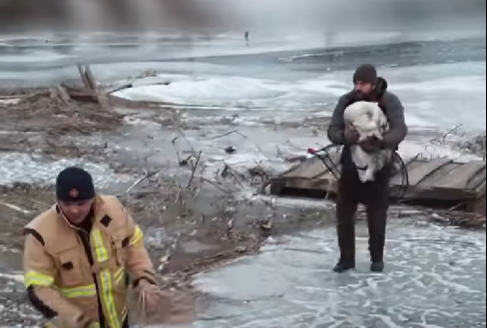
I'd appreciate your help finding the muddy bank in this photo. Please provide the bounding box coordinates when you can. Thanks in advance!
[0,87,123,159]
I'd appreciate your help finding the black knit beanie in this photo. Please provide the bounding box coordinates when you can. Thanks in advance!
[56,167,95,202]
[353,64,378,84]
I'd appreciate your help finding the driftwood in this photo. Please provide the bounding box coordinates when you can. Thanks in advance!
[12,65,112,110]
[74,65,109,108]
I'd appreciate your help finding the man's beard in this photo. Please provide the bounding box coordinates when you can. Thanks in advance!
[352,90,375,102]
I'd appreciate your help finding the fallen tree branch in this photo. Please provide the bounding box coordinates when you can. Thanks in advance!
[106,82,134,95]
[125,170,160,195]
[188,151,202,188]
[210,130,248,140]
[200,178,234,194]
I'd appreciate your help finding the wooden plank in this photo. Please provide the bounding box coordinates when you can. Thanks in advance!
[468,191,486,214]
[397,162,461,201]
[270,154,486,212]
[418,162,460,188]
[406,158,453,186]
[467,165,487,190]
[278,177,329,192]
[310,153,342,179]
[282,157,328,180]
[318,172,339,196]
[474,180,486,200]
[280,157,320,178]
[390,160,424,186]
[434,161,486,190]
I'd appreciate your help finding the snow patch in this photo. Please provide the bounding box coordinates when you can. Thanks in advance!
[399,140,482,163]
[0,273,23,284]
[0,153,131,187]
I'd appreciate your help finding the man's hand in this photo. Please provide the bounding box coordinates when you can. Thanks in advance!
[344,124,360,145]
[359,136,384,153]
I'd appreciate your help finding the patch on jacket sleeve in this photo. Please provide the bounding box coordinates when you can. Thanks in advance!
[61,262,74,271]
[100,215,112,227]
[23,228,46,247]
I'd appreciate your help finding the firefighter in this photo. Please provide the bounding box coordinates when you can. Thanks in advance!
[328,64,408,273]
[23,167,161,328]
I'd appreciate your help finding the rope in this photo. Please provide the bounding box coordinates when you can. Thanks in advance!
[310,145,410,200]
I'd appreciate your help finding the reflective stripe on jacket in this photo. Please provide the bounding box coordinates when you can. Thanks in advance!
[23,195,157,328]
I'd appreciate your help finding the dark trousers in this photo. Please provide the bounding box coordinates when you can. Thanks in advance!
[336,165,391,263]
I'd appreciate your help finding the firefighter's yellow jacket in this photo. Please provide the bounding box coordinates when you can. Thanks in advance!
[23,195,157,328]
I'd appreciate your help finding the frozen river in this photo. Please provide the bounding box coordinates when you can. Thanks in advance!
[1,30,485,188]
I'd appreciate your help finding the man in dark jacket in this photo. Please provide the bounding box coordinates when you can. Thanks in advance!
[327,64,408,273]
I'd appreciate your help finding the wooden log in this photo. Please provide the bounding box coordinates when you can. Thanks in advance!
[62,84,97,99]
[56,86,71,104]
[77,65,91,89]
[84,66,97,91]
[75,65,109,108]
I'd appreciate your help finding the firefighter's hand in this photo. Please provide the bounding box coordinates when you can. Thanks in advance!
[138,279,165,314]
[137,280,196,324]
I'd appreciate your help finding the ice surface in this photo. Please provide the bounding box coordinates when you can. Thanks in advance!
[114,60,486,133]
[193,220,486,328]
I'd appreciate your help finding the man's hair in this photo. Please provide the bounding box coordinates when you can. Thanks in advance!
[353,64,378,84]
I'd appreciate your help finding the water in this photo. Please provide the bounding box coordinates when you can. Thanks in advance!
[194,220,486,328]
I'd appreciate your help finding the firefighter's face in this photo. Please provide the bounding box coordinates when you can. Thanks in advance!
[59,199,94,224]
